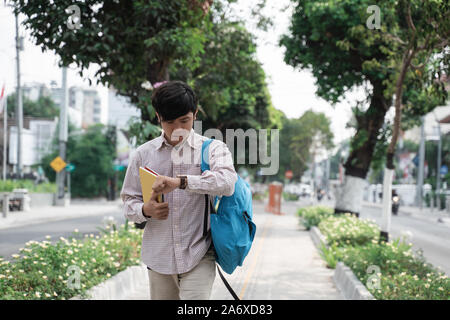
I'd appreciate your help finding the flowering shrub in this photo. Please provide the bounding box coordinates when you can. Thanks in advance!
[0,220,142,300]
[302,204,450,300]
[331,239,450,300]
[318,214,379,246]
[0,179,56,193]
[297,205,333,230]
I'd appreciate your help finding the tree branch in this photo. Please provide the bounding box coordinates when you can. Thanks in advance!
[406,1,416,33]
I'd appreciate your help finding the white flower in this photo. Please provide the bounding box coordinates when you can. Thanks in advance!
[141,81,153,90]
[424,283,430,289]
[35,292,41,298]
[67,249,73,255]
[91,258,96,263]
[43,275,48,280]
[45,235,51,240]
[11,254,20,259]
[106,273,111,278]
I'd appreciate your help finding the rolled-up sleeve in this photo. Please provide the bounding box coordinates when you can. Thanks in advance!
[186,140,237,196]
[120,150,150,224]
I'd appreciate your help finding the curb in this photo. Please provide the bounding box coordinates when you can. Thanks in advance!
[309,226,375,300]
[310,226,328,249]
[70,264,148,300]
[333,262,375,300]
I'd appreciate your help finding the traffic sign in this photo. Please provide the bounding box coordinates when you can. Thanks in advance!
[441,165,448,175]
[285,170,293,179]
[50,156,67,172]
[66,163,76,172]
[114,164,125,172]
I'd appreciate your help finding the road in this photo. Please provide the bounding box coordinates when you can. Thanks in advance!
[359,204,450,276]
[0,207,127,261]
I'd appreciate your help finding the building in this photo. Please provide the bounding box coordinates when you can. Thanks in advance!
[107,88,140,167]
[403,105,450,143]
[0,115,57,173]
[107,87,140,129]
[81,89,103,129]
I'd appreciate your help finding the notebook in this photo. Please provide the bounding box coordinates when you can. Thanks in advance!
[139,166,164,203]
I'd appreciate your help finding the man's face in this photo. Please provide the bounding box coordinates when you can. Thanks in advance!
[156,110,197,146]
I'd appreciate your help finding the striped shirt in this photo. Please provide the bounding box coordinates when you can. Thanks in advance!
[120,128,237,274]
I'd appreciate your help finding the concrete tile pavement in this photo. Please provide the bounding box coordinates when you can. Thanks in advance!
[125,201,343,300]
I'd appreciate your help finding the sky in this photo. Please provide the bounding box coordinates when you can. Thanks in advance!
[0,0,366,150]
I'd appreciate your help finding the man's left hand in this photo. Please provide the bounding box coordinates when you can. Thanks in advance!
[152,176,181,194]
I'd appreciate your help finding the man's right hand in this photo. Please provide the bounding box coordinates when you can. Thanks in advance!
[142,192,169,220]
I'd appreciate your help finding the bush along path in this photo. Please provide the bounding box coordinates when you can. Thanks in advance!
[298,206,450,300]
[0,220,143,300]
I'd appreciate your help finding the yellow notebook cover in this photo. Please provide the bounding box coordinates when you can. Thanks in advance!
[139,167,163,203]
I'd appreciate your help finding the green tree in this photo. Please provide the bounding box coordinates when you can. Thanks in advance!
[41,124,117,198]
[279,0,448,215]
[7,94,59,118]
[279,110,334,181]
[13,0,214,141]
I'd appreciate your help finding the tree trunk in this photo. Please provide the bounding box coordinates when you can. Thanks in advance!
[335,81,391,217]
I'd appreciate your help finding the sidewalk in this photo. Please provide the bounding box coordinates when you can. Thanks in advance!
[362,201,450,225]
[0,198,123,230]
[125,201,343,300]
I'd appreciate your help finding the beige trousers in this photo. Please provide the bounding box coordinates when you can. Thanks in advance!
[147,247,216,300]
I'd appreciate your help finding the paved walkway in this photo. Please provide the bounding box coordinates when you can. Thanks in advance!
[126,201,342,300]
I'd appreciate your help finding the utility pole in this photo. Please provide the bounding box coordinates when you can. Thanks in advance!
[15,9,23,178]
[56,67,68,205]
[3,91,7,180]
[415,116,425,209]
[436,116,442,210]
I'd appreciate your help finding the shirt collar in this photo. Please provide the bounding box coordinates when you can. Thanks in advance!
[155,128,199,150]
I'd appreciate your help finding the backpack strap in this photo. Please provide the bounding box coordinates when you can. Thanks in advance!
[201,139,216,237]
[217,265,240,300]
[201,138,214,172]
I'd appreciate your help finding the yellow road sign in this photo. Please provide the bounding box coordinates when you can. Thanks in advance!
[50,156,67,172]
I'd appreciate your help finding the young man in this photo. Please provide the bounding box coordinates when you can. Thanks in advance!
[120,80,237,300]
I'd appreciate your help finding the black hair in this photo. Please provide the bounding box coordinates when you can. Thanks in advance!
[151,80,198,121]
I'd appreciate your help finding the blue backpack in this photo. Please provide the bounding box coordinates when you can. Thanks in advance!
[201,139,256,298]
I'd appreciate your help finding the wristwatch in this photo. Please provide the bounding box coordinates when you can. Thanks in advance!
[177,175,187,189]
